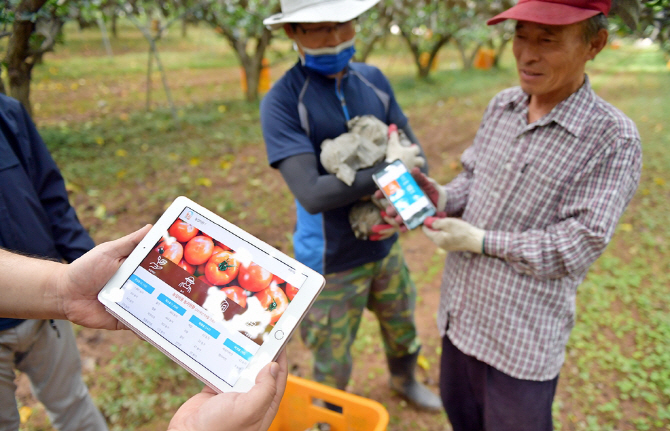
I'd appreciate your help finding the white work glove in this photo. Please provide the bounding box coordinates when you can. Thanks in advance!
[385,124,425,170]
[422,217,485,253]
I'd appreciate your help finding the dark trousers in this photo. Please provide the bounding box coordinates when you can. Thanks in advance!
[440,335,559,431]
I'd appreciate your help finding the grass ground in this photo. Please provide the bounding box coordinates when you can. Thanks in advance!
[3,21,669,431]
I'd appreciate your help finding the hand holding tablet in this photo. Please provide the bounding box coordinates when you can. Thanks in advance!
[98,196,325,393]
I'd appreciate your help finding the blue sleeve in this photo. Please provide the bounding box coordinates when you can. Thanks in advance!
[16,103,94,261]
[260,84,315,168]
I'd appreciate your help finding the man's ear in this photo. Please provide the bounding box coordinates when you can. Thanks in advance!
[283,23,295,39]
[588,28,608,60]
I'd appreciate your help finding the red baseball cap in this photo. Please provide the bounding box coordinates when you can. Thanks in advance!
[487,0,611,26]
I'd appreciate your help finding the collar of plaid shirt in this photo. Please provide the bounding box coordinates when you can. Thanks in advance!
[437,74,642,381]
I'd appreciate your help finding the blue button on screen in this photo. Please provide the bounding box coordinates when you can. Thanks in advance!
[224,338,252,360]
[157,294,186,315]
[130,274,155,294]
[189,315,220,339]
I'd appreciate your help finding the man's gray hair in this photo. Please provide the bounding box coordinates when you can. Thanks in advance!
[583,13,608,42]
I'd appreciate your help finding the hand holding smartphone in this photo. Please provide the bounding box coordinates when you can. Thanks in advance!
[372,160,436,230]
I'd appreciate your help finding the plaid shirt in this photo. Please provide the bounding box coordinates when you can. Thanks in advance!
[438,76,642,381]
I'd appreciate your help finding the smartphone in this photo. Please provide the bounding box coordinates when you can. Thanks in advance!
[98,196,325,393]
[372,160,436,230]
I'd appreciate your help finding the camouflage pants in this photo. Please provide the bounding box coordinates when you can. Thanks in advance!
[299,241,421,390]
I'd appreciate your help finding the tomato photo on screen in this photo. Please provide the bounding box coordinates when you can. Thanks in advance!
[238,262,272,292]
[205,251,240,286]
[155,240,183,265]
[168,220,198,243]
[197,275,213,286]
[211,245,226,258]
[272,274,285,285]
[221,286,247,309]
[284,283,299,301]
[256,284,289,324]
[195,263,207,277]
[184,236,215,266]
[214,240,231,251]
[178,259,196,275]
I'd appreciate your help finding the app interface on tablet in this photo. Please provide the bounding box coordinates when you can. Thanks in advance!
[117,208,307,387]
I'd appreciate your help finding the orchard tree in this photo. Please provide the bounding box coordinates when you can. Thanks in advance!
[196,0,279,102]
[0,0,67,114]
[637,0,669,53]
[392,0,456,78]
[113,0,198,123]
[355,0,394,63]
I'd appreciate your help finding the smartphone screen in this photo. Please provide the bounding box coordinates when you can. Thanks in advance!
[115,207,306,387]
[373,160,436,230]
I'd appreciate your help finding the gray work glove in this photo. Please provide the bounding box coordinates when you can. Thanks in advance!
[422,217,485,253]
[385,124,425,170]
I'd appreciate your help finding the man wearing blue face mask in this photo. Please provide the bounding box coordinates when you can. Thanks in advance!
[260,0,441,412]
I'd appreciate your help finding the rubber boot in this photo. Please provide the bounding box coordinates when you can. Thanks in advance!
[387,351,443,412]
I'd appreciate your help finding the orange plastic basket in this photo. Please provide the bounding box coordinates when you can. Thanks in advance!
[268,374,389,431]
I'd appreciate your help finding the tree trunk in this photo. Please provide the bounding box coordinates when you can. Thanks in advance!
[111,12,118,38]
[243,59,261,103]
[5,0,48,115]
[493,37,510,68]
[399,29,424,79]
[357,34,381,63]
[146,48,153,111]
[222,27,273,103]
[399,27,450,79]
[0,72,6,95]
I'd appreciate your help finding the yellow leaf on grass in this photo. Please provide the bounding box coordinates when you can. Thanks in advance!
[641,188,651,196]
[218,105,227,113]
[95,137,104,146]
[65,181,81,194]
[115,149,128,157]
[19,406,32,424]
[654,177,666,186]
[619,223,633,232]
[117,170,127,179]
[654,123,663,132]
[94,205,107,220]
[220,160,232,170]
[417,354,430,371]
[196,177,212,187]
[190,157,201,167]
[70,83,79,91]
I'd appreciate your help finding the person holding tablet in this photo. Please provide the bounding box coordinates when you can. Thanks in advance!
[0,226,287,431]
[0,93,108,430]
[259,0,441,411]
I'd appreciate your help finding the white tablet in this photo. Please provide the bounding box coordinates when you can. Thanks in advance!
[98,196,325,393]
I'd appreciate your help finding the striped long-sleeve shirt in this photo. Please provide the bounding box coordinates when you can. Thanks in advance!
[438,76,642,381]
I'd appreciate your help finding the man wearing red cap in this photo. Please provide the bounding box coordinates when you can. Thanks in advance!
[411,0,642,429]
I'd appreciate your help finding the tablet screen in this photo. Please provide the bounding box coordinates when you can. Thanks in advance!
[115,207,307,387]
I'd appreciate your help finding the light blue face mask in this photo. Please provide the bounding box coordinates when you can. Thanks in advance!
[299,38,356,76]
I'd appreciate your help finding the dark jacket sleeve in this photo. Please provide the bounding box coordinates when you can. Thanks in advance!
[16,101,94,261]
